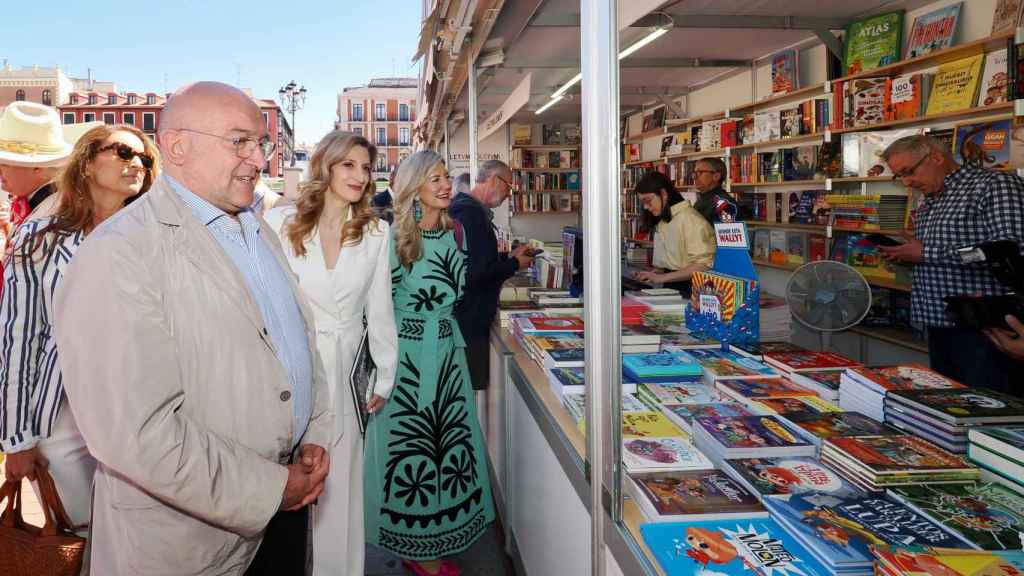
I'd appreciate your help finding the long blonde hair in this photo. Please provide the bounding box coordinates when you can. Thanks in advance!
[285,130,379,256]
[393,150,453,269]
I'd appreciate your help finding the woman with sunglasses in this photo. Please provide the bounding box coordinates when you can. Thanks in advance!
[0,124,158,535]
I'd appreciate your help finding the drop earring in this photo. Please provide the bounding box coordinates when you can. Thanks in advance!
[413,199,423,222]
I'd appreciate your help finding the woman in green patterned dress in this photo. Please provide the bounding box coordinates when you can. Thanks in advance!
[364,150,494,576]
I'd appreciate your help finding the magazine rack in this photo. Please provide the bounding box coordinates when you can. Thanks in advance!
[685,222,761,346]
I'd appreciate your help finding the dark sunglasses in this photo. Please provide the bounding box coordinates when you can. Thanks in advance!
[96,142,154,170]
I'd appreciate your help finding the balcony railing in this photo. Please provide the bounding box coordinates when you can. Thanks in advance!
[375,139,412,147]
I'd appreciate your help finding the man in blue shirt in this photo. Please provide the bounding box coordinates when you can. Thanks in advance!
[450,160,534,389]
[55,82,333,575]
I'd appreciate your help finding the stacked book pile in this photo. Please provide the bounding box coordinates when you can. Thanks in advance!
[886,482,1024,551]
[747,395,840,417]
[762,349,861,402]
[620,325,662,353]
[624,288,685,312]
[626,469,767,523]
[621,296,650,326]
[762,492,973,575]
[686,348,780,383]
[714,377,815,408]
[691,414,816,463]
[721,456,860,502]
[885,389,1024,454]
[622,350,703,384]
[636,382,717,409]
[661,402,753,434]
[872,547,1024,576]
[561,391,649,432]
[521,333,582,368]
[838,364,965,421]
[529,289,582,315]
[821,435,980,493]
[968,426,1024,496]
[783,411,899,449]
[758,293,792,342]
[622,411,714,474]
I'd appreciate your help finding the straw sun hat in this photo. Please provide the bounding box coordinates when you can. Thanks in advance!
[0,101,102,167]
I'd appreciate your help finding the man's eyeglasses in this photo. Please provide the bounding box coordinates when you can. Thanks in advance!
[891,153,930,181]
[95,143,154,170]
[495,174,516,192]
[692,169,718,176]
[176,128,275,160]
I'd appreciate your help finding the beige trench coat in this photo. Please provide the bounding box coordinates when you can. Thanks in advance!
[53,176,333,575]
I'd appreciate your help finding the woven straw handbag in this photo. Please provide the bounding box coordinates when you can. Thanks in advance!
[0,469,86,576]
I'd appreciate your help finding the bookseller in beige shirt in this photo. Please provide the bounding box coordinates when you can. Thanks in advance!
[632,172,716,296]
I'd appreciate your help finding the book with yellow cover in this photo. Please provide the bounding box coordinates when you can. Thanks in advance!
[925,54,984,115]
[622,411,685,439]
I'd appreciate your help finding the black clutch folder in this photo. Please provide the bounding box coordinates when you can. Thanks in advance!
[348,327,376,435]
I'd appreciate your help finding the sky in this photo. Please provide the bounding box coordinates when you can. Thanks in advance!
[4,0,423,146]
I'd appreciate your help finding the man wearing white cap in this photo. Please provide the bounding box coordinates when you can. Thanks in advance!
[0,102,71,228]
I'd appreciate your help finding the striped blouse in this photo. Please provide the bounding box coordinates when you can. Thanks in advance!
[0,218,84,453]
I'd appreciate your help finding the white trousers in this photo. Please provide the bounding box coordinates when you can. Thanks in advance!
[311,412,363,576]
[31,398,97,535]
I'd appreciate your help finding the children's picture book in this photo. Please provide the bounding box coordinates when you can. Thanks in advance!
[622,437,713,472]
[622,411,685,438]
[992,0,1024,33]
[764,350,861,372]
[640,518,830,576]
[512,124,532,146]
[926,54,985,115]
[886,73,925,120]
[848,77,888,127]
[873,546,1024,576]
[768,229,787,264]
[847,364,967,394]
[695,415,814,450]
[763,494,971,569]
[548,367,584,392]
[844,11,904,76]
[630,469,766,521]
[954,118,1012,171]
[888,388,1024,425]
[542,124,563,145]
[688,350,779,381]
[786,411,898,441]
[771,49,798,95]
[716,378,814,400]
[724,457,861,500]
[691,270,746,323]
[887,483,1024,550]
[663,403,753,432]
[978,48,1009,107]
[623,351,704,381]
[639,383,718,407]
[518,316,584,333]
[750,396,840,416]
[826,435,975,473]
[905,3,961,59]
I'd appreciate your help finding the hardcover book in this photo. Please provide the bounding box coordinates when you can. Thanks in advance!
[695,415,814,450]
[843,11,904,75]
[885,73,925,120]
[977,48,1009,107]
[630,469,766,521]
[716,378,814,400]
[905,3,961,59]
[547,367,585,394]
[623,351,704,380]
[873,547,1024,576]
[771,49,798,95]
[750,396,840,416]
[825,435,975,474]
[887,483,1024,550]
[639,383,718,406]
[763,494,971,568]
[663,403,753,432]
[992,0,1024,33]
[622,411,685,438]
[687,350,779,380]
[848,77,888,128]
[954,118,1012,171]
[888,388,1024,425]
[786,411,898,441]
[640,518,830,576]
[512,124,532,146]
[764,350,861,372]
[846,364,966,394]
[926,54,985,115]
[724,457,861,500]
[690,270,746,323]
[622,436,714,472]
[519,316,584,333]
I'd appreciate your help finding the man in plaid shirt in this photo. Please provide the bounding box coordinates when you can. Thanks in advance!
[879,135,1023,391]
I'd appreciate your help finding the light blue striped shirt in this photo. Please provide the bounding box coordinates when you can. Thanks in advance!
[166,176,312,447]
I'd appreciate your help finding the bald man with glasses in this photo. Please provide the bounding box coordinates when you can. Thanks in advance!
[55,81,333,575]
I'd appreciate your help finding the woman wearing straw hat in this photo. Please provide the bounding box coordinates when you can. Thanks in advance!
[0,118,159,537]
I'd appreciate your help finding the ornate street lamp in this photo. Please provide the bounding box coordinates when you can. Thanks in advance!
[278,81,306,166]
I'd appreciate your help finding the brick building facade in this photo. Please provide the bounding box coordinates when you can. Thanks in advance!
[336,77,417,181]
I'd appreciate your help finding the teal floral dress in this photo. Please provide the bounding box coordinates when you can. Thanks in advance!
[364,228,495,560]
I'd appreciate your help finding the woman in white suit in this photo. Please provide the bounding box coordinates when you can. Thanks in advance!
[264,130,398,575]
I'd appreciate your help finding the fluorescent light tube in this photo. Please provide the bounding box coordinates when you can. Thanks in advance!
[547,26,669,101]
[535,95,564,115]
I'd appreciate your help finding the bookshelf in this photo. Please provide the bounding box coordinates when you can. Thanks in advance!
[618,27,1016,298]
[510,142,582,215]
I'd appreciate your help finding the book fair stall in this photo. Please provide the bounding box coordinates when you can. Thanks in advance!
[416,0,1024,574]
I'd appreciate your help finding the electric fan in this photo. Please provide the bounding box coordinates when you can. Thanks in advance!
[785,261,872,351]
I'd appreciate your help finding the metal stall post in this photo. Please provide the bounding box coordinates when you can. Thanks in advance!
[468,59,480,183]
[581,0,621,574]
